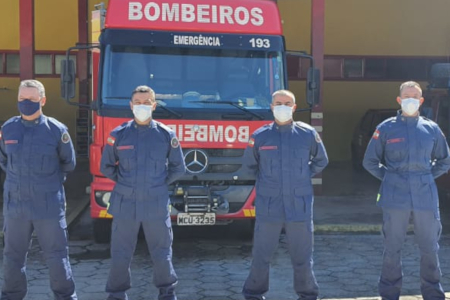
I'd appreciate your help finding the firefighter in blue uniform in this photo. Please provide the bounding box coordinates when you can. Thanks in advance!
[0,80,77,300]
[101,85,185,300]
[363,81,450,300]
[242,90,328,300]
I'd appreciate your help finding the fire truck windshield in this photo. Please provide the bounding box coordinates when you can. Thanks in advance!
[101,45,285,112]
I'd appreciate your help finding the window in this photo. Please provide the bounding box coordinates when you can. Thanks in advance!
[343,58,363,78]
[35,54,52,74]
[0,51,79,76]
[324,58,341,78]
[365,58,385,79]
[386,58,427,80]
[6,54,20,74]
[288,55,450,81]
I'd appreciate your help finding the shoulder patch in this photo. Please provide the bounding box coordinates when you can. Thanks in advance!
[248,137,255,147]
[107,136,116,146]
[61,132,70,144]
[373,129,380,140]
[171,137,179,148]
[315,132,322,143]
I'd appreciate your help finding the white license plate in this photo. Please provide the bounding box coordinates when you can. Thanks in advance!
[177,213,216,226]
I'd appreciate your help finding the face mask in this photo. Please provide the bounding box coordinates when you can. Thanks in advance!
[18,99,41,116]
[273,105,293,123]
[133,104,152,122]
[401,98,420,116]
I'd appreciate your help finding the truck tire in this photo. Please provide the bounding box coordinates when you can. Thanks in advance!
[93,219,112,244]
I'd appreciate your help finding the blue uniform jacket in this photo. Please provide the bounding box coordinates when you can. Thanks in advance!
[244,121,328,222]
[363,112,450,212]
[0,115,76,219]
[100,120,186,221]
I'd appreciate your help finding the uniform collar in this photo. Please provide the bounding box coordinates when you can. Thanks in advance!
[397,110,419,124]
[132,119,157,130]
[274,121,294,132]
[21,114,45,127]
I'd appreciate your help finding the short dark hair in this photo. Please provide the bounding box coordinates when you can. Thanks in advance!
[131,85,155,101]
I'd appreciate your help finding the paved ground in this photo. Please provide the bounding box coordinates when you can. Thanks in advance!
[0,231,450,300]
[1,161,450,299]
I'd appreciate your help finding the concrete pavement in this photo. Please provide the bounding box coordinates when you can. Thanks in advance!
[0,232,449,299]
[1,160,450,299]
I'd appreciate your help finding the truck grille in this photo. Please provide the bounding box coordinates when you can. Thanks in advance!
[183,148,244,174]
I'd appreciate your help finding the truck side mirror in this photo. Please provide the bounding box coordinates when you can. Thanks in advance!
[306,68,320,106]
[60,59,76,100]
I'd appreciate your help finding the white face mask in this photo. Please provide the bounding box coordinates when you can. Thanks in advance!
[133,104,152,122]
[273,105,293,123]
[401,98,420,116]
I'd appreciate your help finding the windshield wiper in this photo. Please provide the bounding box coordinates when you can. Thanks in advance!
[190,100,264,120]
[155,100,182,118]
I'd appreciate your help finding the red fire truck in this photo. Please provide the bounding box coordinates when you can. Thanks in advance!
[61,0,319,242]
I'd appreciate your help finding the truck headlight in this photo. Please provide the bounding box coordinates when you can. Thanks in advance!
[102,192,111,206]
[94,191,111,207]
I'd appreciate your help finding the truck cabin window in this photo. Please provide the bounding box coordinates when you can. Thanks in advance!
[101,45,285,110]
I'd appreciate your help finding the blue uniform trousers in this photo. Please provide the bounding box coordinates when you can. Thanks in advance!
[105,218,177,300]
[1,217,77,300]
[242,219,318,300]
[379,208,444,300]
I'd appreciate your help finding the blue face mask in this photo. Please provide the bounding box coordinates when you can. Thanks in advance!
[18,99,41,116]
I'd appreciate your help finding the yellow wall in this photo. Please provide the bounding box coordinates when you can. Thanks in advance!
[325,0,450,56]
[0,1,19,49]
[35,0,79,50]
[0,79,21,123]
[278,1,311,52]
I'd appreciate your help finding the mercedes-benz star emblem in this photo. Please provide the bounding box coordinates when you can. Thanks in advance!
[184,149,208,174]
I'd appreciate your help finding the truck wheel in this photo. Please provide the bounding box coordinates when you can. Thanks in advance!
[93,219,112,244]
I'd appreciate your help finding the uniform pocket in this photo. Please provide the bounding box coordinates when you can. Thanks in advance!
[150,148,167,160]
[385,142,407,162]
[293,189,312,216]
[45,191,65,216]
[5,144,20,172]
[117,148,137,171]
[107,192,122,216]
[32,145,58,175]
[255,186,279,217]
[259,149,279,177]
[292,149,310,178]
[4,184,20,217]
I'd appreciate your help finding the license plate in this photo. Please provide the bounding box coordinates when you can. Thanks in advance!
[177,213,216,226]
